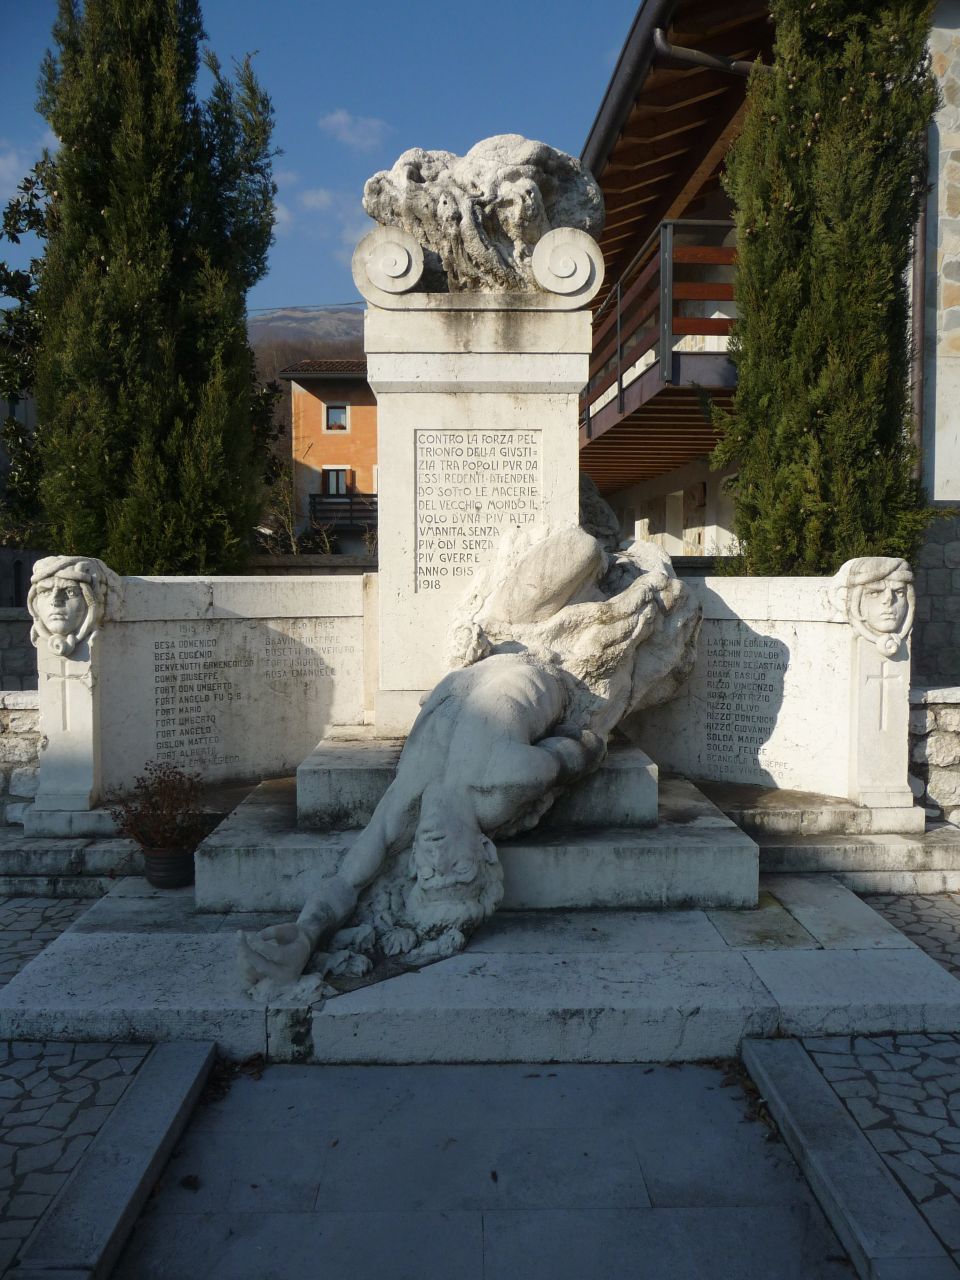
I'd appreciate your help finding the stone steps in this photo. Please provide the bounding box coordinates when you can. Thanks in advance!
[194,775,758,913]
[758,825,960,892]
[1,875,959,1064]
[699,781,926,836]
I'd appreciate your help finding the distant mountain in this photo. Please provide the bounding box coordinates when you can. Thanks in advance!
[248,306,364,355]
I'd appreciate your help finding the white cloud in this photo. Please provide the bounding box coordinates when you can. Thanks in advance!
[0,130,60,206]
[299,187,335,211]
[0,146,25,205]
[273,199,294,236]
[317,108,391,152]
[274,167,300,187]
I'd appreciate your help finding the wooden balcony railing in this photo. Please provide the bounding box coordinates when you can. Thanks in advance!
[582,219,736,435]
[309,492,378,528]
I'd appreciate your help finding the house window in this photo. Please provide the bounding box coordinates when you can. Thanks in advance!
[322,467,349,496]
[325,404,348,432]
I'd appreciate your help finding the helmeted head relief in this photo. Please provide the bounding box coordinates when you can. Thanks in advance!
[830,557,914,658]
[27,556,118,658]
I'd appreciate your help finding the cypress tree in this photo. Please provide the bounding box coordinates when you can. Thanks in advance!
[32,0,276,573]
[714,0,938,575]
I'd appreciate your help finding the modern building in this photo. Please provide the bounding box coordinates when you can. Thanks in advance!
[278,357,378,552]
[578,0,771,554]
[577,0,960,683]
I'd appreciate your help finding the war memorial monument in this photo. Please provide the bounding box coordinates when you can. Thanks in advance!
[0,136,957,1075]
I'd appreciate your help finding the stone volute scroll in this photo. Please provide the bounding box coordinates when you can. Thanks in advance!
[27,556,119,658]
[829,557,915,659]
[352,133,605,309]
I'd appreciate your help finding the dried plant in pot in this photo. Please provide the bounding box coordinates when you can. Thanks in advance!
[109,762,210,889]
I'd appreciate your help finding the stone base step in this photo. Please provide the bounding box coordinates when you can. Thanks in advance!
[296,740,659,832]
[758,826,960,893]
[700,781,926,836]
[196,775,758,913]
[1,876,958,1064]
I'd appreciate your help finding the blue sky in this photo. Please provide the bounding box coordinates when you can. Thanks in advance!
[2,0,638,311]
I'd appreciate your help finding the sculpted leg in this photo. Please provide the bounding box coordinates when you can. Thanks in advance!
[239,781,420,988]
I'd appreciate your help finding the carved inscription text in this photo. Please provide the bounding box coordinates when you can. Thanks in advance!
[414,429,542,591]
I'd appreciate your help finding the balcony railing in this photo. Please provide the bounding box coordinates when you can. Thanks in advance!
[582,219,736,435]
[309,492,378,529]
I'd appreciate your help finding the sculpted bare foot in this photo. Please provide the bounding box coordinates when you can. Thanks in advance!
[237,923,314,986]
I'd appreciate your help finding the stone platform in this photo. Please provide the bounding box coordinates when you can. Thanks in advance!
[1,875,958,1065]
[195,775,758,913]
[297,740,660,832]
[701,782,926,836]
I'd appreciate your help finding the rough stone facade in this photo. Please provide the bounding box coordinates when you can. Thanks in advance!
[0,692,41,822]
[910,687,960,819]
[0,608,38,691]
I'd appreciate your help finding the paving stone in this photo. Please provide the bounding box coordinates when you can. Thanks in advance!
[907,1134,945,1156]
[925,1193,960,1250]
[899,1148,939,1174]
[820,1067,865,1082]
[40,1102,78,1127]
[880,1083,927,1101]
[15,1139,68,1176]
[78,1058,120,1080]
[925,1101,950,1119]
[10,1042,42,1058]
[6,1124,63,1145]
[884,1153,940,1201]
[20,1171,68,1195]
[845,1098,887,1128]
[940,1127,960,1144]
[7,1191,51,1216]
[867,1129,907,1155]
[63,1105,113,1137]
[832,1079,876,1099]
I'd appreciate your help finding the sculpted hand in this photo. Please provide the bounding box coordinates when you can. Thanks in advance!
[237,922,314,986]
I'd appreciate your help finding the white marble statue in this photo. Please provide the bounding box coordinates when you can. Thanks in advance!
[238,526,699,990]
[829,557,915,658]
[362,134,604,293]
[27,556,118,658]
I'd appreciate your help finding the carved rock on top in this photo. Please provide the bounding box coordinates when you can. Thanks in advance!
[829,556,915,658]
[362,134,605,294]
[27,555,119,658]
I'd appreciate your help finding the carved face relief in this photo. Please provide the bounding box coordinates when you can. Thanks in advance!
[33,576,88,638]
[830,557,915,658]
[27,555,115,658]
[859,580,911,635]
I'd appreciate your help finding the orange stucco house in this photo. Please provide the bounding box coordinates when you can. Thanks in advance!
[278,357,378,551]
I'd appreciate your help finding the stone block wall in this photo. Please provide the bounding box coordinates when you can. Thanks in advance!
[0,608,38,691]
[0,691,40,822]
[909,686,960,819]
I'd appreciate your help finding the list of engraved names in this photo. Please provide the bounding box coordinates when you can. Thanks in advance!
[415,428,542,590]
[700,626,788,774]
[151,619,354,769]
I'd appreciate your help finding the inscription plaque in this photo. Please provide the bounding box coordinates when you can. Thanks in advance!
[414,428,542,590]
[699,626,788,775]
[103,614,363,789]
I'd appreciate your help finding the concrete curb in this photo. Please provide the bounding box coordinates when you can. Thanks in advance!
[743,1037,960,1280]
[14,1040,215,1279]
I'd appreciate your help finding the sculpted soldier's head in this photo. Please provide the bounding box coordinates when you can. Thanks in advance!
[27,556,114,658]
[830,557,915,658]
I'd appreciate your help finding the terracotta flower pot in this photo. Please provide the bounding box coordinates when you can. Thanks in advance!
[142,848,195,889]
